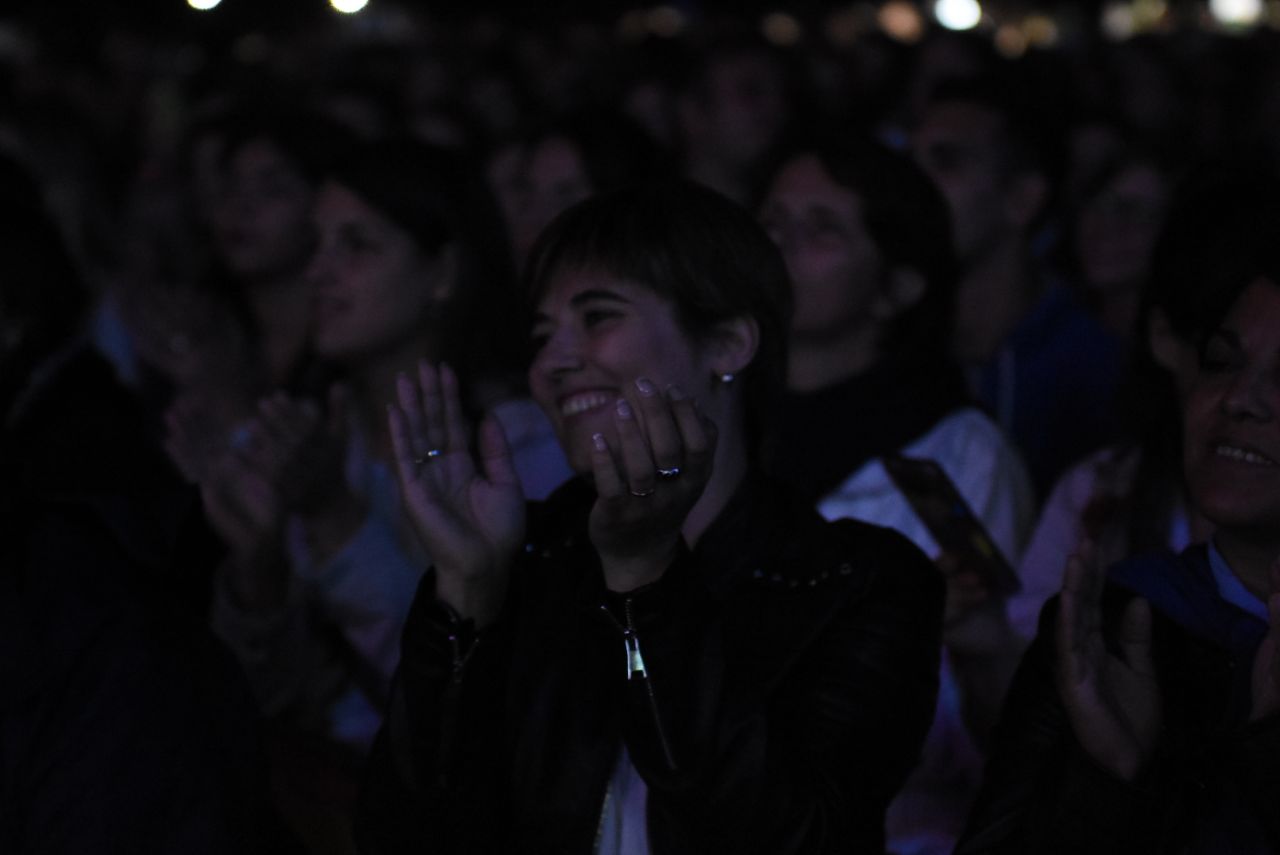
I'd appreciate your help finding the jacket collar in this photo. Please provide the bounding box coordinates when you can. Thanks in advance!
[1109,544,1268,658]
[536,470,812,601]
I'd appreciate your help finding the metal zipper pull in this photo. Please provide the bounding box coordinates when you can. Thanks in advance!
[624,629,647,680]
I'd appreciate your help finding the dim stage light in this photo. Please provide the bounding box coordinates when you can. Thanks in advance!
[330,0,370,13]
[934,0,983,31]
[1101,1,1136,38]
[879,0,927,42]
[762,12,803,46]
[1210,0,1263,25]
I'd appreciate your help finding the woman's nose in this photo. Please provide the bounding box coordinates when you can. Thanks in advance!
[534,327,583,377]
[1222,366,1277,422]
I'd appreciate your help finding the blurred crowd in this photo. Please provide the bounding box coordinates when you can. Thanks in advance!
[3,3,1280,854]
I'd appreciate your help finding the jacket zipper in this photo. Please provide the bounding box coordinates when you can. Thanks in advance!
[593,778,613,852]
[437,629,476,787]
[600,600,678,771]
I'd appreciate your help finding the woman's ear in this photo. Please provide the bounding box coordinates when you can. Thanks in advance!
[871,268,926,321]
[708,315,760,379]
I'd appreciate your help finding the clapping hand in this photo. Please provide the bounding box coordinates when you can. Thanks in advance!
[1056,538,1162,780]
[164,389,234,485]
[587,378,716,592]
[175,428,288,611]
[387,362,525,626]
[250,388,351,514]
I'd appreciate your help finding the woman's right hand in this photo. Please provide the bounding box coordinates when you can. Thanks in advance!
[1055,538,1163,780]
[388,362,526,625]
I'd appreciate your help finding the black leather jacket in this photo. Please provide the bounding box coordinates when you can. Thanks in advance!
[355,475,943,854]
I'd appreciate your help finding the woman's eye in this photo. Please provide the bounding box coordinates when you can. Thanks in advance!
[582,309,620,328]
[801,216,845,243]
[1199,341,1240,373]
[529,332,550,351]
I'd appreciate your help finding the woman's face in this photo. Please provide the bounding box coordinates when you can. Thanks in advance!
[528,267,718,474]
[760,154,886,343]
[212,139,316,281]
[1182,278,1280,538]
[308,181,442,363]
[1076,162,1169,293]
[488,136,593,261]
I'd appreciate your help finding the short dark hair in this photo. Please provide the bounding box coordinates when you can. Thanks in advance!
[525,179,792,456]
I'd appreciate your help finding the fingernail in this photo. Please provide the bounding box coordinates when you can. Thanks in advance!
[616,398,633,419]
[666,384,685,401]
[592,432,608,451]
[635,377,656,396]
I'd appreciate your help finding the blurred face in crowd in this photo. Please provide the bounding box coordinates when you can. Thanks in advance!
[488,136,593,262]
[912,102,1019,264]
[1076,161,1169,294]
[307,181,448,363]
[212,139,316,282]
[528,267,720,474]
[697,53,788,169]
[1182,279,1280,540]
[760,154,886,345]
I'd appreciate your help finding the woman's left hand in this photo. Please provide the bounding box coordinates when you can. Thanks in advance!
[588,378,716,592]
[1250,553,1280,722]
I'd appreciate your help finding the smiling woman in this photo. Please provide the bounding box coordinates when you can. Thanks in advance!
[204,139,572,833]
[956,167,1280,855]
[1182,279,1280,545]
[358,180,945,854]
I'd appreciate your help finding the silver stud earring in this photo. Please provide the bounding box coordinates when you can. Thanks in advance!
[719,372,735,384]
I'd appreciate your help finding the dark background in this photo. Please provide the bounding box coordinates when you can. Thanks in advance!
[6,0,1139,46]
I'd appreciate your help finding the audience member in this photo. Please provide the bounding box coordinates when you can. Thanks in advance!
[760,135,1034,855]
[1007,166,1259,641]
[356,180,943,853]
[486,108,670,264]
[911,78,1123,496]
[1069,146,1175,339]
[957,165,1280,854]
[675,30,796,207]
[197,137,570,738]
[0,148,290,854]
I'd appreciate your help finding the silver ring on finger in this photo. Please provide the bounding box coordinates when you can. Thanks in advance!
[656,466,681,481]
[629,485,657,498]
[414,448,443,466]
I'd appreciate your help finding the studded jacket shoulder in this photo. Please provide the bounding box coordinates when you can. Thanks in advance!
[355,473,944,855]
